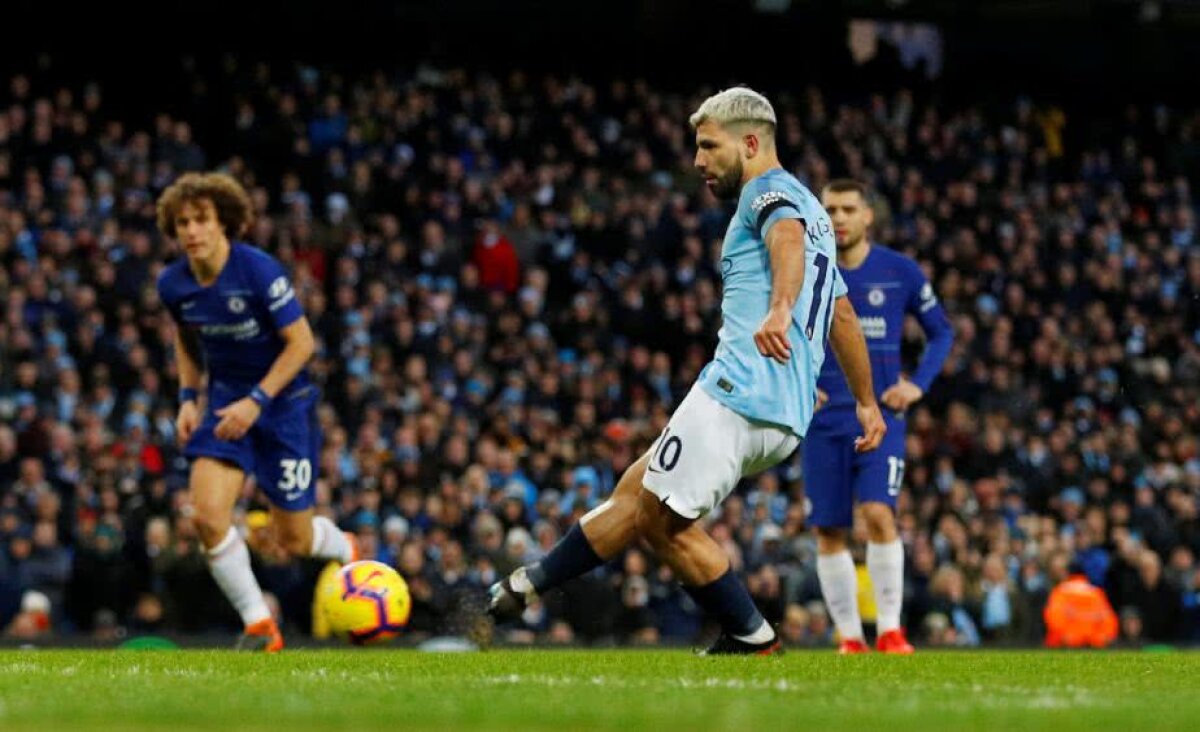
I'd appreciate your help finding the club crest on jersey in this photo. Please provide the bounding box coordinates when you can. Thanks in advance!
[227,296,246,313]
[868,288,886,307]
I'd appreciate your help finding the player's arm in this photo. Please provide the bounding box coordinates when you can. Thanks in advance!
[172,326,205,446]
[214,317,315,441]
[829,296,886,453]
[882,274,954,411]
[214,260,313,441]
[157,271,207,445]
[755,218,807,364]
[256,318,316,397]
[175,326,204,393]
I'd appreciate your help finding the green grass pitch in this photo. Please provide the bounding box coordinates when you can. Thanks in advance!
[0,649,1197,731]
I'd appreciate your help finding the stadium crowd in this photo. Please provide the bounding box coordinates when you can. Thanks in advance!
[1,58,1199,647]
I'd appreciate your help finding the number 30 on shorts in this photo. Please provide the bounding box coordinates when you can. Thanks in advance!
[279,458,313,491]
[886,456,906,497]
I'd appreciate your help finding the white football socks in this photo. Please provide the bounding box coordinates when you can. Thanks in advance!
[867,540,905,634]
[508,566,536,596]
[310,516,353,563]
[207,527,271,626]
[817,550,864,642]
[733,618,777,645]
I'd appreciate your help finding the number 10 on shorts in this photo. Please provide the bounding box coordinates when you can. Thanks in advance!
[653,428,683,472]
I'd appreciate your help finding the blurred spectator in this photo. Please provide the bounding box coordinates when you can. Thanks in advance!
[22,521,71,623]
[1132,550,1182,642]
[928,565,981,647]
[1119,606,1145,647]
[978,553,1030,643]
[473,221,520,295]
[4,590,52,639]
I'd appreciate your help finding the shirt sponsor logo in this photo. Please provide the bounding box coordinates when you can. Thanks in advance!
[750,190,790,213]
[860,316,887,340]
[200,318,261,340]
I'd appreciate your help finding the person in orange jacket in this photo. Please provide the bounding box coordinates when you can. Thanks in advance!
[1044,558,1119,648]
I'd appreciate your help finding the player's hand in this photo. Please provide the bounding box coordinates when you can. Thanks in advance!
[815,388,829,411]
[854,401,886,453]
[754,306,792,364]
[881,377,924,412]
[214,397,262,441]
[176,401,200,446]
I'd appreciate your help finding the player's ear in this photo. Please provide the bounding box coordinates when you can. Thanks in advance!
[741,132,760,160]
[864,202,875,228]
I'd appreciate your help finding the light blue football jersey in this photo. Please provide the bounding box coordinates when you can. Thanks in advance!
[697,168,845,437]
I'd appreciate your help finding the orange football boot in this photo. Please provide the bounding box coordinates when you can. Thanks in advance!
[876,628,915,655]
[838,638,871,654]
[237,618,284,653]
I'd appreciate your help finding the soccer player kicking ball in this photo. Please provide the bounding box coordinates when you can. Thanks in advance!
[490,88,886,655]
[806,180,954,654]
[157,173,358,652]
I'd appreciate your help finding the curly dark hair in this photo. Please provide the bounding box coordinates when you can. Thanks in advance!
[156,172,253,240]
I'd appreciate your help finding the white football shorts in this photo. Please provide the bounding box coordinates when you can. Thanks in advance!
[642,384,801,519]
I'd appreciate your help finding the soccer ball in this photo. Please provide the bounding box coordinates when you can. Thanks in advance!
[318,560,412,645]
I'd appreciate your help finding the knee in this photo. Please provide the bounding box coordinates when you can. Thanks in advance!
[860,503,896,541]
[192,509,230,549]
[816,527,848,554]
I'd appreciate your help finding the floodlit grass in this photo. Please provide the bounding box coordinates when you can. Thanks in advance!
[0,648,1196,731]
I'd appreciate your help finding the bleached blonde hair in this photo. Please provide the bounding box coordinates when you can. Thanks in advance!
[688,86,777,132]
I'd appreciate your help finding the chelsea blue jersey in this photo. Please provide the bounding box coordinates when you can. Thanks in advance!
[697,169,845,437]
[813,244,953,426]
[157,242,309,395]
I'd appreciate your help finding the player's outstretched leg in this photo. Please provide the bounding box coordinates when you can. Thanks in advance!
[488,452,650,622]
[190,458,283,652]
[271,508,359,564]
[635,489,780,656]
[862,502,913,654]
[815,527,868,654]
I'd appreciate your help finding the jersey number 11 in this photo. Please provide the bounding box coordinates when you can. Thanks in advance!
[804,253,831,341]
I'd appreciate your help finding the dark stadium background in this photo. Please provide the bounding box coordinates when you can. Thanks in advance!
[0,0,1198,647]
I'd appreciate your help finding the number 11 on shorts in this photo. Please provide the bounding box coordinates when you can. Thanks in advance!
[887,456,905,497]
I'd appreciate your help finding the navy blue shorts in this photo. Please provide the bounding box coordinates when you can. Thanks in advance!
[185,382,321,511]
[802,413,906,528]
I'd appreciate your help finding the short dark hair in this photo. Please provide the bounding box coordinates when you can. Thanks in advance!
[156,172,253,240]
[823,178,870,202]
